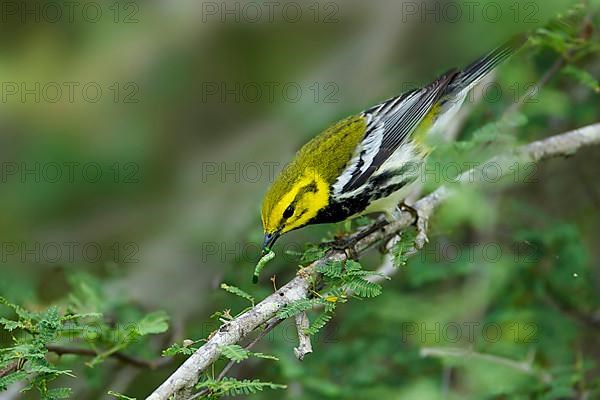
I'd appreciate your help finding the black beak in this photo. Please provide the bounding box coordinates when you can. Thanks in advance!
[261,231,281,256]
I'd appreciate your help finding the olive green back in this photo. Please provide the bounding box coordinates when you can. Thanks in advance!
[263,115,367,212]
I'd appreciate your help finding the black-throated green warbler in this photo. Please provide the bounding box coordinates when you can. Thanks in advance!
[260,35,526,255]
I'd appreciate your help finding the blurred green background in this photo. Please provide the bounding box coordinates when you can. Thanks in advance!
[1,0,599,398]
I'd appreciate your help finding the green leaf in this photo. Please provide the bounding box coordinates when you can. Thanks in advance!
[345,277,382,298]
[220,283,254,305]
[107,390,137,400]
[0,317,23,331]
[251,352,279,361]
[276,299,319,319]
[300,245,328,263]
[136,311,169,336]
[344,259,363,272]
[162,342,197,356]
[61,312,102,321]
[316,261,344,278]
[391,229,417,268]
[196,377,286,396]
[46,387,72,399]
[0,296,33,320]
[219,345,279,363]
[220,344,250,363]
[304,312,333,336]
[0,370,28,390]
[28,365,74,377]
[562,65,600,93]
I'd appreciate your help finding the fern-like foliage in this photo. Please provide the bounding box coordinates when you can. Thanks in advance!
[344,277,382,298]
[107,390,136,400]
[0,300,75,398]
[195,377,286,398]
[219,344,279,364]
[562,65,600,92]
[316,260,344,278]
[286,244,329,263]
[276,256,385,339]
[0,286,169,399]
[162,342,198,357]
[304,312,334,336]
[391,228,417,268]
[220,344,250,363]
[276,299,321,319]
[220,283,255,305]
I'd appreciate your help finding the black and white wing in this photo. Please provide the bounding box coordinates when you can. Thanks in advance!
[332,70,457,196]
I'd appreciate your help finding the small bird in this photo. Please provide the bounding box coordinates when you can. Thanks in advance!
[260,35,526,256]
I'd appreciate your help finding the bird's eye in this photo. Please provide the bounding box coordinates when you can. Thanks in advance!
[283,205,294,219]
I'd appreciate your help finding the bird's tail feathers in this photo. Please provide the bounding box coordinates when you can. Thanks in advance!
[448,33,528,94]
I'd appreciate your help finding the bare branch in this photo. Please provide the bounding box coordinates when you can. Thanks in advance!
[0,361,19,379]
[293,312,313,361]
[147,123,600,400]
[46,345,173,370]
[420,346,551,383]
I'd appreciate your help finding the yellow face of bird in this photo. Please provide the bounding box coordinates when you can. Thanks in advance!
[261,168,329,250]
[260,115,367,253]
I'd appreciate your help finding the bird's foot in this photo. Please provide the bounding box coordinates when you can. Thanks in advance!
[320,217,387,259]
[320,236,359,260]
[398,202,429,250]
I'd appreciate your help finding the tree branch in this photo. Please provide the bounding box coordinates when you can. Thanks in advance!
[420,346,551,383]
[189,318,283,400]
[46,345,173,370]
[0,344,173,382]
[293,312,313,360]
[0,361,19,379]
[147,123,600,400]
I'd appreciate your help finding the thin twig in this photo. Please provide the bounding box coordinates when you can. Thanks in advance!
[0,361,19,379]
[293,312,313,361]
[46,345,172,370]
[502,57,565,118]
[542,281,600,330]
[503,11,594,119]
[420,346,551,383]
